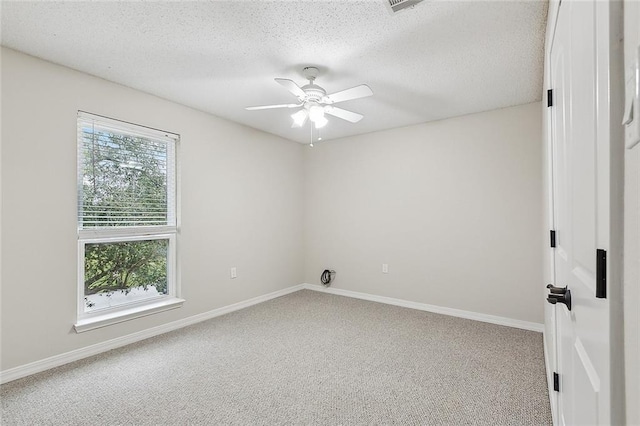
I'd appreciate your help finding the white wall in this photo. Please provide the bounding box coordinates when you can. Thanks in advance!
[624,1,640,423]
[0,47,305,371]
[304,103,543,323]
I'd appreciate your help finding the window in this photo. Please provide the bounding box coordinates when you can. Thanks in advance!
[75,112,182,332]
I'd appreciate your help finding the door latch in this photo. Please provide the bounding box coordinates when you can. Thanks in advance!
[546,284,572,310]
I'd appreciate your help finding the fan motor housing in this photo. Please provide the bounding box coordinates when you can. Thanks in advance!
[301,83,326,102]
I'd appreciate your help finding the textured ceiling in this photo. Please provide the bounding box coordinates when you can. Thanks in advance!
[1,0,547,144]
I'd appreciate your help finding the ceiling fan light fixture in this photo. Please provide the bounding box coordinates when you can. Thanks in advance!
[314,115,328,129]
[308,104,325,122]
[291,109,308,127]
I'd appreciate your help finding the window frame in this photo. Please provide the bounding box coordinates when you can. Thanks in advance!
[75,112,182,333]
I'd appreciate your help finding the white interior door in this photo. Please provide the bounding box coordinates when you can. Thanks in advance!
[548,0,611,424]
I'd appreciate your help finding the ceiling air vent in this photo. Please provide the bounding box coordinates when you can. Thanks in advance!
[386,0,424,14]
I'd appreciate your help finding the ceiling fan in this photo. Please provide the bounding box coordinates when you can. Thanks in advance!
[245,67,373,129]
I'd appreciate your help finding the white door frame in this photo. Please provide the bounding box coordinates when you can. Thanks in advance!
[542,2,562,424]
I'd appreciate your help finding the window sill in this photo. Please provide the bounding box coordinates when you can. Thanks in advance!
[74,297,185,333]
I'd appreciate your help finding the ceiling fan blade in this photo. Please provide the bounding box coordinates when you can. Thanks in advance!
[325,106,363,123]
[275,78,307,100]
[326,84,373,104]
[245,103,300,111]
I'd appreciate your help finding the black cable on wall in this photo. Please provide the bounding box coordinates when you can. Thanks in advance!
[321,269,336,286]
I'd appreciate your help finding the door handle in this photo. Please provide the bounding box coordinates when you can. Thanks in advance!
[546,284,568,294]
[546,287,572,310]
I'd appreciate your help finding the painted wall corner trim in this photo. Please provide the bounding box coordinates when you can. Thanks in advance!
[0,284,306,384]
[302,283,544,333]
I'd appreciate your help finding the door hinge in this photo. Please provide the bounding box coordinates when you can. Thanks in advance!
[553,372,560,392]
[550,230,556,248]
[547,89,553,107]
[596,249,607,298]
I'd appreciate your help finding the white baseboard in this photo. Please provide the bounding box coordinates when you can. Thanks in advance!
[2,282,544,384]
[0,284,306,384]
[302,283,544,332]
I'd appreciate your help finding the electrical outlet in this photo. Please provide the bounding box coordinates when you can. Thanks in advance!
[230,267,237,279]
[382,264,389,274]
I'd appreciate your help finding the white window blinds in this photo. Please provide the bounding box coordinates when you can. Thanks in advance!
[77,112,177,229]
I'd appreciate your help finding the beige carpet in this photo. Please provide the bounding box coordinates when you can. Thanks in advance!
[1,290,552,425]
